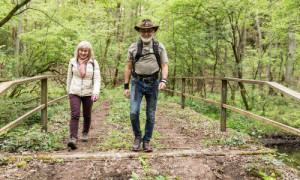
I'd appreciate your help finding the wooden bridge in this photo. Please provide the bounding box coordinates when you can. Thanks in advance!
[0,75,299,136]
[0,75,299,179]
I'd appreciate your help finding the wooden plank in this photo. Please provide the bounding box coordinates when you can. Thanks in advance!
[164,88,299,136]
[168,77,265,84]
[266,82,300,102]
[223,104,300,136]
[0,75,57,96]
[0,104,45,136]
[51,149,275,160]
[0,95,68,136]
[184,93,221,106]
[0,81,13,96]
[164,89,221,106]
[48,95,68,106]
[220,77,266,84]
[168,77,218,80]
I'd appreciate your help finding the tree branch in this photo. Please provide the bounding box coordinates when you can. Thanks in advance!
[0,0,31,27]
[14,7,68,30]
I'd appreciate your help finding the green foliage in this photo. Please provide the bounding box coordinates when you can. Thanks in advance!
[223,131,247,146]
[0,80,70,152]
[1,124,67,152]
[259,171,276,180]
[166,85,299,136]
[243,160,283,179]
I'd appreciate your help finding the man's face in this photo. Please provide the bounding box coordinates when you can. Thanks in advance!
[139,28,154,39]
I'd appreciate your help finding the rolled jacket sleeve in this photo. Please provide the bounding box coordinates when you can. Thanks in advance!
[92,60,101,95]
[66,58,74,94]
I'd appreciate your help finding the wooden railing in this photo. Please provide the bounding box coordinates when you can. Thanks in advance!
[164,77,300,136]
[0,75,68,136]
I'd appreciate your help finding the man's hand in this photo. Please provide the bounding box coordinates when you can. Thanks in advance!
[124,89,130,99]
[159,82,167,90]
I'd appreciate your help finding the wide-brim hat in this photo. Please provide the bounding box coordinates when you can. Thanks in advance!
[134,19,159,32]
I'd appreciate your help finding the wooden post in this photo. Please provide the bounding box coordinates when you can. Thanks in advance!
[41,78,48,131]
[220,79,227,132]
[181,78,185,109]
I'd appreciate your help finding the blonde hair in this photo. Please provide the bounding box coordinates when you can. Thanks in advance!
[74,41,94,59]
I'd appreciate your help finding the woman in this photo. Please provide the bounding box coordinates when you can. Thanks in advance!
[66,41,101,150]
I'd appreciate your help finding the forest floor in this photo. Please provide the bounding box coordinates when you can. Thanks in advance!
[0,98,299,180]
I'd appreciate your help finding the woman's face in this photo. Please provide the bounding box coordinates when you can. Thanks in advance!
[78,48,89,59]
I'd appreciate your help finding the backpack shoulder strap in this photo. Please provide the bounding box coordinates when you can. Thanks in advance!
[153,40,161,69]
[134,40,143,64]
[132,40,143,75]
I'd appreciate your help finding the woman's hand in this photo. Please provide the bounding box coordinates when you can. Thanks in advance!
[91,94,99,102]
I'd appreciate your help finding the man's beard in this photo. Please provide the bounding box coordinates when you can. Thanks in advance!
[140,35,153,43]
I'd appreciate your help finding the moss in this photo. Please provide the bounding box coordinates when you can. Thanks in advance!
[274,170,282,177]
[0,156,9,166]
[37,155,52,163]
[238,145,250,149]
[53,158,64,163]
[37,155,51,160]
[7,155,20,163]
[23,156,34,161]
[248,169,261,177]
[16,161,27,168]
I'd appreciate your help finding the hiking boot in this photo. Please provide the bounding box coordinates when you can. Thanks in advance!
[143,142,152,152]
[81,133,88,142]
[132,137,142,151]
[67,138,77,150]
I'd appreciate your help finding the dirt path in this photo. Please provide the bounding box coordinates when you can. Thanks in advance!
[58,98,112,153]
[0,98,298,180]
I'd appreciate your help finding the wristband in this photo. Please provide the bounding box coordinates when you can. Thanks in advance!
[160,78,167,84]
[124,83,129,89]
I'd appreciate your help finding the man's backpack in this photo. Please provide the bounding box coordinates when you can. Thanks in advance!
[132,40,161,76]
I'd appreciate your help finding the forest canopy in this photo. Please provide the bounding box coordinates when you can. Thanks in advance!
[0,0,299,91]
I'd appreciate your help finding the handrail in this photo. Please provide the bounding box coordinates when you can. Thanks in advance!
[168,77,300,102]
[165,76,300,136]
[0,75,57,96]
[0,75,67,136]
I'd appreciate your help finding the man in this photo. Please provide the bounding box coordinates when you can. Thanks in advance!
[124,19,168,152]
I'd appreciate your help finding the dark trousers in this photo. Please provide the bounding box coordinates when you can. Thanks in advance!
[69,94,93,139]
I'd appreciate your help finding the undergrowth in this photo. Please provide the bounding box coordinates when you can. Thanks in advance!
[0,80,77,152]
[165,84,299,137]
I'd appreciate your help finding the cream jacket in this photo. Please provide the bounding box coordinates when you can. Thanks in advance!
[67,58,101,96]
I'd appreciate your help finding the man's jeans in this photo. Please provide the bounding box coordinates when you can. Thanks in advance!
[130,78,159,142]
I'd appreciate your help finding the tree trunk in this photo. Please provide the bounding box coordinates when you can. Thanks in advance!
[255,12,263,81]
[171,16,177,96]
[278,50,284,82]
[200,50,206,98]
[115,2,121,42]
[211,41,219,93]
[0,0,31,28]
[285,22,294,87]
[101,38,111,87]
[231,25,250,110]
[267,32,274,94]
[112,44,122,88]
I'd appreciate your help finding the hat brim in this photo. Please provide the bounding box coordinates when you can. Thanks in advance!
[134,26,159,32]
